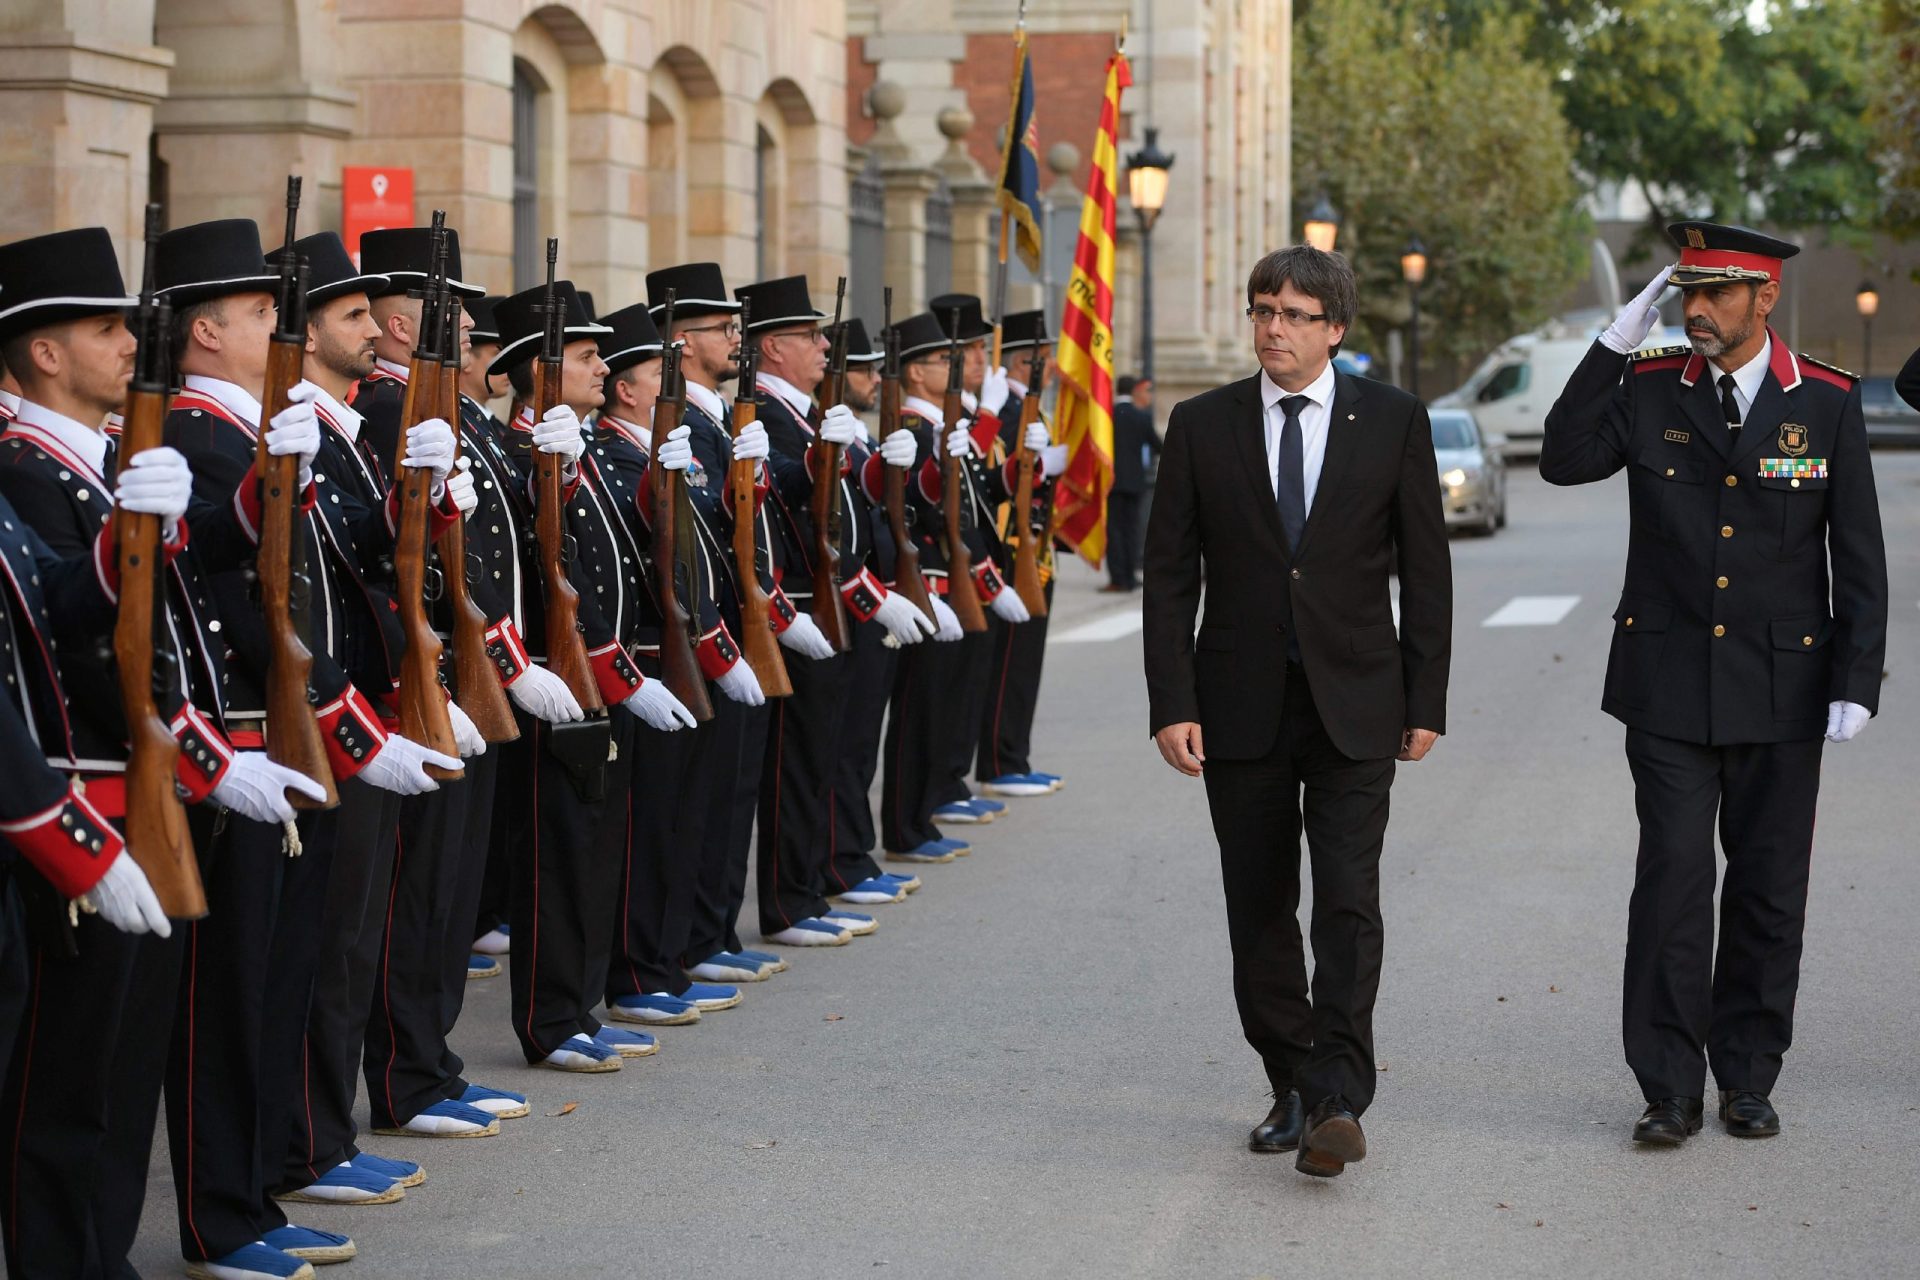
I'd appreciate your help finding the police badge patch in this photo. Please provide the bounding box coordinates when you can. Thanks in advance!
[1777,423,1809,457]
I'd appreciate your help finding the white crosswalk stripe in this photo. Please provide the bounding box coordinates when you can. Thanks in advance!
[1050,610,1144,644]
[1482,594,1582,627]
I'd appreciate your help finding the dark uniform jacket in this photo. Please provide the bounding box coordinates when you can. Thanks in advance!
[990,383,1059,585]
[899,395,1019,601]
[1110,400,1164,495]
[754,380,895,617]
[1540,333,1887,745]
[681,391,797,638]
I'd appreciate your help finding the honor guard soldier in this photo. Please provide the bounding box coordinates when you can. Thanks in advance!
[975,309,1067,800]
[1541,221,1888,1147]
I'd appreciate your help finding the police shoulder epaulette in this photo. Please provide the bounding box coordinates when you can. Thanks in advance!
[1797,353,1858,388]
[1630,345,1690,362]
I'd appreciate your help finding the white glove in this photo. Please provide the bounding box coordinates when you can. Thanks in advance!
[266,381,323,487]
[624,679,697,731]
[930,595,963,642]
[447,698,486,758]
[445,456,478,516]
[715,659,765,707]
[732,419,770,462]
[532,405,585,461]
[880,429,918,468]
[359,732,460,795]
[656,423,693,472]
[82,851,171,938]
[1600,264,1674,355]
[1022,421,1051,455]
[114,446,193,522]
[1039,443,1069,479]
[506,662,585,724]
[872,591,934,646]
[980,367,1010,415]
[1825,700,1870,743]
[819,403,861,447]
[945,422,973,457]
[212,750,330,824]
[777,612,836,660]
[403,418,456,498]
[989,586,1031,624]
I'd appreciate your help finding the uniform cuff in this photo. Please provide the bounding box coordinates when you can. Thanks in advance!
[0,785,124,899]
[589,640,644,705]
[971,558,1005,602]
[316,684,389,780]
[485,618,532,687]
[767,587,798,635]
[840,568,886,622]
[696,626,742,680]
[169,702,234,802]
[970,413,1002,455]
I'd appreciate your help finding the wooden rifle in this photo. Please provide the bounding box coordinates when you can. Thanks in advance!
[646,293,713,721]
[877,288,934,621]
[435,283,517,743]
[114,203,207,918]
[388,214,463,778]
[257,177,340,807]
[530,238,604,717]
[728,299,792,696]
[939,309,987,632]
[807,278,851,652]
[1007,339,1051,618]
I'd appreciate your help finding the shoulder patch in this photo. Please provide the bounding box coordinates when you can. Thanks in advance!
[1631,345,1690,361]
[1797,353,1858,389]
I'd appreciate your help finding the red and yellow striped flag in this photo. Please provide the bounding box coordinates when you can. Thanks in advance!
[1051,49,1131,566]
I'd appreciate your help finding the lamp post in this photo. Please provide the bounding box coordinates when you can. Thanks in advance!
[1856,280,1879,377]
[1401,236,1428,399]
[1126,126,1174,380]
[1303,195,1340,253]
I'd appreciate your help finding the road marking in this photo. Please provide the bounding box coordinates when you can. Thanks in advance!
[1482,594,1581,628]
[1052,610,1144,644]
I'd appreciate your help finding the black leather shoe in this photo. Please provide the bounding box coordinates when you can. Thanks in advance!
[1248,1091,1303,1153]
[1632,1097,1705,1146]
[1718,1090,1780,1138]
[1295,1096,1366,1177]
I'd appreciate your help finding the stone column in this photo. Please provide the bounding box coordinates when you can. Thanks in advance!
[932,105,994,305]
[870,81,936,316]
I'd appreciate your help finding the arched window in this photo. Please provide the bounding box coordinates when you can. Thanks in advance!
[755,125,775,281]
[512,59,545,290]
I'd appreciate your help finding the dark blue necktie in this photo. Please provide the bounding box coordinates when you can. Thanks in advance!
[1276,394,1308,554]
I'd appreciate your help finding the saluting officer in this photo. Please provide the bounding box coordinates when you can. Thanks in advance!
[1541,221,1888,1146]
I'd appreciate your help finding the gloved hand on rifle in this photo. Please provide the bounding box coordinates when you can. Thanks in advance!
[818,403,861,447]
[778,611,836,660]
[446,456,478,516]
[532,405,585,464]
[213,751,331,823]
[945,421,973,457]
[1022,420,1051,457]
[506,663,584,724]
[359,732,461,795]
[929,595,964,642]
[990,584,1031,625]
[113,446,194,535]
[980,366,1011,416]
[624,679,697,732]
[873,591,935,646]
[715,659,765,707]
[879,429,918,468]
[266,381,323,487]
[403,418,457,502]
[447,699,487,758]
[732,419,770,463]
[655,423,693,471]
[82,852,171,938]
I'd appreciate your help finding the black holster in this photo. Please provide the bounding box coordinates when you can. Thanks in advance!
[546,714,613,802]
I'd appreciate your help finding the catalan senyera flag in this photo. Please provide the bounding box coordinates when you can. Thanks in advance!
[1052,49,1131,567]
[995,28,1043,274]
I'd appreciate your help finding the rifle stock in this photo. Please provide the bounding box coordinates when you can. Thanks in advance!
[646,294,713,722]
[728,300,792,697]
[939,314,987,632]
[1008,354,1050,618]
[877,292,934,621]
[808,279,850,652]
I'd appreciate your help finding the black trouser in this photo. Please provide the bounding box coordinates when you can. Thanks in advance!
[167,812,288,1261]
[434,745,502,1101]
[935,620,997,808]
[828,617,897,891]
[363,776,476,1130]
[471,799,513,941]
[1201,668,1395,1115]
[882,632,966,853]
[1106,490,1144,588]
[1622,728,1822,1102]
[606,712,716,1001]
[0,873,24,1090]
[277,778,401,1193]
[0,805,207,1278]
[508,712,632,1061]
[685,695,770,960]
[976,578,1053,782]
[758,649,853,932]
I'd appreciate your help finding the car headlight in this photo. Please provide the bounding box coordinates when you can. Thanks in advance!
[1440,467,1469,488]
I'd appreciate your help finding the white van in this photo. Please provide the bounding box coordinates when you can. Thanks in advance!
[1434,313,1677,457]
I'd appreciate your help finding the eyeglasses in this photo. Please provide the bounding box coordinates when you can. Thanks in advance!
[769,326,823,343]
[682,321,741,339]
[1245,305,1329,329]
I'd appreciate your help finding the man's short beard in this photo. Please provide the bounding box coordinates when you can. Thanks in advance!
[318,331,376,383]
[843,388,875,412]
[1686,299,1757,360]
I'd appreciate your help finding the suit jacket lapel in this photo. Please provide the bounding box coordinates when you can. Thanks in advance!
[1292,370,1363,561]
[1676,374,1731,461]
[1731,372,1791,471]
[1232,377,1286,553]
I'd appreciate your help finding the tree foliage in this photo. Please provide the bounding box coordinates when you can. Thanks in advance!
[1870,0,1920,241]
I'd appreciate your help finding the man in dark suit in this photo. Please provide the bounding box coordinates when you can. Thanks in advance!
[1541,222,1887,1147]
[1106,375,1161,592]
[1143,244,1452,1179]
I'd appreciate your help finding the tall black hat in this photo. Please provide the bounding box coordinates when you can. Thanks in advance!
[154,219,280,305]
[597,302,664,377]
[358,226,486,299]
[266,231,389,308]
[1665,221,1800,288]
[577,291,597,323]
[645,262,740,323]
[835,317,883,365]
[887,311,952,361]
[733,276,829,333]
[465,295,506,345]
[487,280,612,377]
[929,292,991,343]
[0,227,135,346]
[997,309,1050,351]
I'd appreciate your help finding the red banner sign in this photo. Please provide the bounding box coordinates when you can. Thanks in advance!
[341,167,414,266]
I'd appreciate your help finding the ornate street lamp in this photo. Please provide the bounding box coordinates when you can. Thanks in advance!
[1303,195,1340,253]
[1856,280,1879,377]
[1126,127,1175,380]
[1401,236,1428,398]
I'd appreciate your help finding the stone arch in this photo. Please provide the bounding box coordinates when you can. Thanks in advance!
[649,45,733,277]
[758,76,840,298]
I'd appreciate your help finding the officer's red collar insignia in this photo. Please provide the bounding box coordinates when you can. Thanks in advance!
[1676,327,1798,392]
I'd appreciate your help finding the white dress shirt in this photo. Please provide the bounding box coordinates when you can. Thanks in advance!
[1258,360,1337,512]
[10,399,110,481]
[757,371,813,424]
[1709,334,1771,422]
[182,374,264,434]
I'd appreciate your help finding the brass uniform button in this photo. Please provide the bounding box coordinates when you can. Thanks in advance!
[1802,635,1813,647]
[1664,468,1675,477]
[1716,576,1728,589]
[1724,475,1737,488]
[1625,617,1635,627]
[1721,525,1734,538]
[1713,625,1726,638]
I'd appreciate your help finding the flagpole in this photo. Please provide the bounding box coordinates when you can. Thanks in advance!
[991,2,1028,371]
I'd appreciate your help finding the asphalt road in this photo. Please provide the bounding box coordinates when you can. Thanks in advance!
[133,451,1920,1279]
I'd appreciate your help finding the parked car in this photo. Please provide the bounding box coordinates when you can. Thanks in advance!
[1430,407,1506,536]
[1861,376,1920,447]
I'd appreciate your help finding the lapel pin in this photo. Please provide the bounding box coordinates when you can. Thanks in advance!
[1347,413,1355,421]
